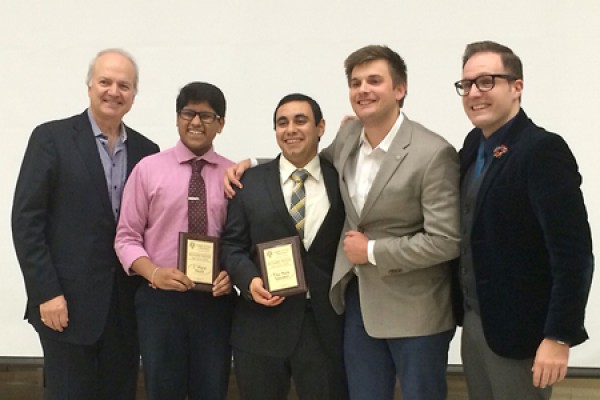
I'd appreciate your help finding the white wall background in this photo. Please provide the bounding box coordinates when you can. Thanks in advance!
[1,0,599,367]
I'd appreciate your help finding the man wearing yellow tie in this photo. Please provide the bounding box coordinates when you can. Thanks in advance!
[220,93,348,400]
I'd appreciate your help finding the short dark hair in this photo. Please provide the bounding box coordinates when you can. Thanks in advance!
[273,93,323,128]
[176,82,226,117]
[344,45,408,107]
[462,41,523,79]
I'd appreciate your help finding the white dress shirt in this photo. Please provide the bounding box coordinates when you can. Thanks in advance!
[279,155,330,250]
[344,112,404,265]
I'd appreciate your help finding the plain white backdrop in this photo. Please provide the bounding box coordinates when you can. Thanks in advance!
[1,0,598,368]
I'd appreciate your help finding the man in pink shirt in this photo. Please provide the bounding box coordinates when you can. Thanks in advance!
[115,82,234,400]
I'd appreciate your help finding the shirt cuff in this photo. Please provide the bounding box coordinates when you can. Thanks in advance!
[546,337,569,346]
[367,240,376,265]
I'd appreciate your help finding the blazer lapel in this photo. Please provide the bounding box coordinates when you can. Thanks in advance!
[309,158,341,248]
[359,118,410,220]
[263,158,299,237]
[474,110,527,218]
[125,126,146,176]
[459,130,480,185]
[336,123,362,223]
[71,112,115,222]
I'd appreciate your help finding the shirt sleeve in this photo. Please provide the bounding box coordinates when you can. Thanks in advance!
[114,163,152,274]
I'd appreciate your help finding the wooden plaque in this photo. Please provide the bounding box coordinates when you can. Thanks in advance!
[178,232,219,292]
[256,236,307,297]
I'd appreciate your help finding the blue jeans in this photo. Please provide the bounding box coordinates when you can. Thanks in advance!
[344,278,454,400]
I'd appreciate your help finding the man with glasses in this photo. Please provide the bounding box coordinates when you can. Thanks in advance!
[12,49,159,400]
[453,40,594,399]
[115,82,235,400]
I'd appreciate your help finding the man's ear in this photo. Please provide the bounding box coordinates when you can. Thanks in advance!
[317,119,326,138]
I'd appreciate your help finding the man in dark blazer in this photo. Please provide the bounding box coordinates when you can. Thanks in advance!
[12,49,159,400]
[453,40,594,400]
[220,94,347,400]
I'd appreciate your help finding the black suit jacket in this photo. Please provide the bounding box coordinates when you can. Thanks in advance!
[454,109,593,359]
[220,156,345,359]
[12,111,159,345]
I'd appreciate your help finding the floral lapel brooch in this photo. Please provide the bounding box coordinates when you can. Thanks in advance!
[493,145,508,159]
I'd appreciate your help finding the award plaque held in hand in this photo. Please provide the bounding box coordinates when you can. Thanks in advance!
[178,232,219,292]
[256,236,307,297]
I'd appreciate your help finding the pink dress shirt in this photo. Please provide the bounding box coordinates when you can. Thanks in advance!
[115,140,233,274]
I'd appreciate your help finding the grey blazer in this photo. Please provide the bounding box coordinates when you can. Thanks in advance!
[324,116,460,338]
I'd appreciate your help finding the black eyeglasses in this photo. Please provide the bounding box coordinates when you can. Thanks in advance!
[454,74,518,96]
[179,109,220,124]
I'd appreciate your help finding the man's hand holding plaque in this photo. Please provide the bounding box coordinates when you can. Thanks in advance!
[249,277,285,306]
[178,232,220,292]
[256,236,307,298]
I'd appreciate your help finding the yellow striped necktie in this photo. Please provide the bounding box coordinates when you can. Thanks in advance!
[289,169,309,239]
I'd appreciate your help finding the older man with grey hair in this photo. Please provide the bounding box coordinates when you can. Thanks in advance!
[12,48,159,400]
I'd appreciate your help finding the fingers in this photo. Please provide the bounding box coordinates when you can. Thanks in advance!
[212,271,232,296]
[224,164,244,198]
[532,339,569,388]
[154,268,195,291]
[41,312,69,332]
[40,295,69,332]
[533,363,567,388]
[249,277,284,306]
[340,114,358,127]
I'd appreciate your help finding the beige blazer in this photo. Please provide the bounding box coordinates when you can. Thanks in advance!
[323,116,460,338]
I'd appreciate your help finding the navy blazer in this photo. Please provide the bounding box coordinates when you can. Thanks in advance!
[220,156,345,360]
[454,109,593,359]
[12,111,159,345]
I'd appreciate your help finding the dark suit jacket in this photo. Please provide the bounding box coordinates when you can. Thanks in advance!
[455,109,593,359]
[220,156,345,359]
[12,110,159,345]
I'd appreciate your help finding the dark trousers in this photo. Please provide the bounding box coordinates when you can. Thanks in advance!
[39,285,139,400]
[136,284,234,400]
[344,278,453,400]
[233,308,347,400]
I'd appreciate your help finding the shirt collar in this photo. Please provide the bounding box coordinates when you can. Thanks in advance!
[479,114,517,156]
[358,111,404,152]
[87,108,127,142]
[175,139,218,165]
[279,154,322,184]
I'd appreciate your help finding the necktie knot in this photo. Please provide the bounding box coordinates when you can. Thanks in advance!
[290,169,309,184]
[192,158,206,173]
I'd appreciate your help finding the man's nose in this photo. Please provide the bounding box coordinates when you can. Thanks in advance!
[467,83,482,97]
[285,122,297,133]
[190,114,204,127]
[107,83,119,95]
